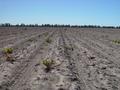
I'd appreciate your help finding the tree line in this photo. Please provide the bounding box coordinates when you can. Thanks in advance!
[0,23,120,29]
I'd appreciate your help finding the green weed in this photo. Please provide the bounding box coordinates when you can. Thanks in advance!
[3,47,13,54]
[112,40,120,44]
[42,59,55,72]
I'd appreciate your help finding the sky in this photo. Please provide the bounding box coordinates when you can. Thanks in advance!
[0,0,120,26]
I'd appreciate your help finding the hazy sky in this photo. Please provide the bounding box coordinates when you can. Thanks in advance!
[0,0,120,26]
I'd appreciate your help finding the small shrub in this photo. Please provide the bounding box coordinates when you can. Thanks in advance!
[3,48,13,54]
[112,40,120,44]
[46,38,52,43]
[42,59,54,72]
[3,47,15,63]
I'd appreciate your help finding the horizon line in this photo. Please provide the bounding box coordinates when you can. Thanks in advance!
[0,23,120,27]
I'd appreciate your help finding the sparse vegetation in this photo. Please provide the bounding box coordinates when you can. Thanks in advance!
[46,38,52,43]
[0,27,120,90]
[2,47,15,63]
[3,47,13,54]
[1,23,119,29]
[42,59,55,72]
[112,40,120,44]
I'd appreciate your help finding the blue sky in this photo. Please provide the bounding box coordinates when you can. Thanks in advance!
[0,0,120,26]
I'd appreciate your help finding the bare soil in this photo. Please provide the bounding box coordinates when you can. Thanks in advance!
[0,27,120,90]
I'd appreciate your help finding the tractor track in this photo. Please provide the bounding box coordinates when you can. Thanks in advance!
[60,30,87,90]
[66,29,120,90]
[0,31,49,60]
[0,27,120,90]
[0,31,55,90]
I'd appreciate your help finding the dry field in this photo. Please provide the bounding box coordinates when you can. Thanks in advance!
[0,27,120,90]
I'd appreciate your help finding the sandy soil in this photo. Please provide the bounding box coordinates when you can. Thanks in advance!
[0,27,120,90]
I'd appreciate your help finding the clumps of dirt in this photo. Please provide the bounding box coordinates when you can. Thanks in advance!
[58,87,66,90]
[88,56,96,59]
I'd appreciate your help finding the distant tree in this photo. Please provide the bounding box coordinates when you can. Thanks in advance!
[116,26,120,29]
[20,23,25,27]
[0,23,11,27]
[15,24,20,27]
[35,24,38,27]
